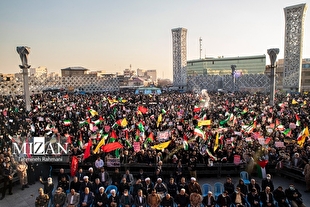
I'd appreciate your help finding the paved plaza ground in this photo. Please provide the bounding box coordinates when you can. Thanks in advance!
[0,174,309,207]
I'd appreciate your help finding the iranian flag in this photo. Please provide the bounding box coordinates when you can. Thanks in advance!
[63,120,71,126]
[194,128,205,140]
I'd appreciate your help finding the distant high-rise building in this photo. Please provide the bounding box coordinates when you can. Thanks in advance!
[137,68,145,77]
[145,70,157,82]
[172,27,187,88]
[30,66,47,77]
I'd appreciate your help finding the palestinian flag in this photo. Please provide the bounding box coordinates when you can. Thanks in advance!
[79,120,88,126]
[194,128,205,140]
[63,120,71,126]
[146,132,155,142]
[93,119,101,125]
[135,129,140,142]
[282,128,291,137]
[109,130,117,143]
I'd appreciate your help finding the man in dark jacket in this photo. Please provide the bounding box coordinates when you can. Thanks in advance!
[261,174,274,192]
[273,186,289,207]
[285,184,306,207]
[175,188,190,207]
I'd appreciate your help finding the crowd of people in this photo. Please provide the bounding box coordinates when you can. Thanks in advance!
[0,89,310,206]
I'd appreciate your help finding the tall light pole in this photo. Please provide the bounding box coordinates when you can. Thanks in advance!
[231,65,236,93]
[17,46,31,112]
[267,48,279,106]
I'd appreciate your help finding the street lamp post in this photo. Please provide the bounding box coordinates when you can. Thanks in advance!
[231,65,236,93]
[267,48,279,106]
[17,46,31,112]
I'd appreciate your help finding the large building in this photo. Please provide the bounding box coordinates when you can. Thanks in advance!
[29,66,48,77]
[172,27,187,88]
[61,66,89,77]
[276,58,310,91]
[186,55,266,76]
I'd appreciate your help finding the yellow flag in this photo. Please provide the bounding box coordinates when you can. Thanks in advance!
[121,118,128,127]
[198,120,211,126]
[89,109,98,116]
[214,132,219,152]
[297,127,309,147]
[292,99,298,105]
[93,134,107,154]
[157,114,162,127]
[151,141,171,150]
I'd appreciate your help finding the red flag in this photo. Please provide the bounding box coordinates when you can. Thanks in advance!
[99,116,104,121]
[116,119,122,126]
[265,137,271,144]
[66,134,72,144]
[101,142,124,153]
[183,133,188,142]
[193,107,201,113]
[257,160,268,168]
[26,138,31,158]
[83,139,92,160]
[71,156,78,177]
[138,106,148,114]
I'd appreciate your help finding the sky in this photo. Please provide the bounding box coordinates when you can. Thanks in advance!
[0,0,309,80]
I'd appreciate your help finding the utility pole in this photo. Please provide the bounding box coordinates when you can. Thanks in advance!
[267,48,279,106]
[17,46,31,112]
[231,65,236,93]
